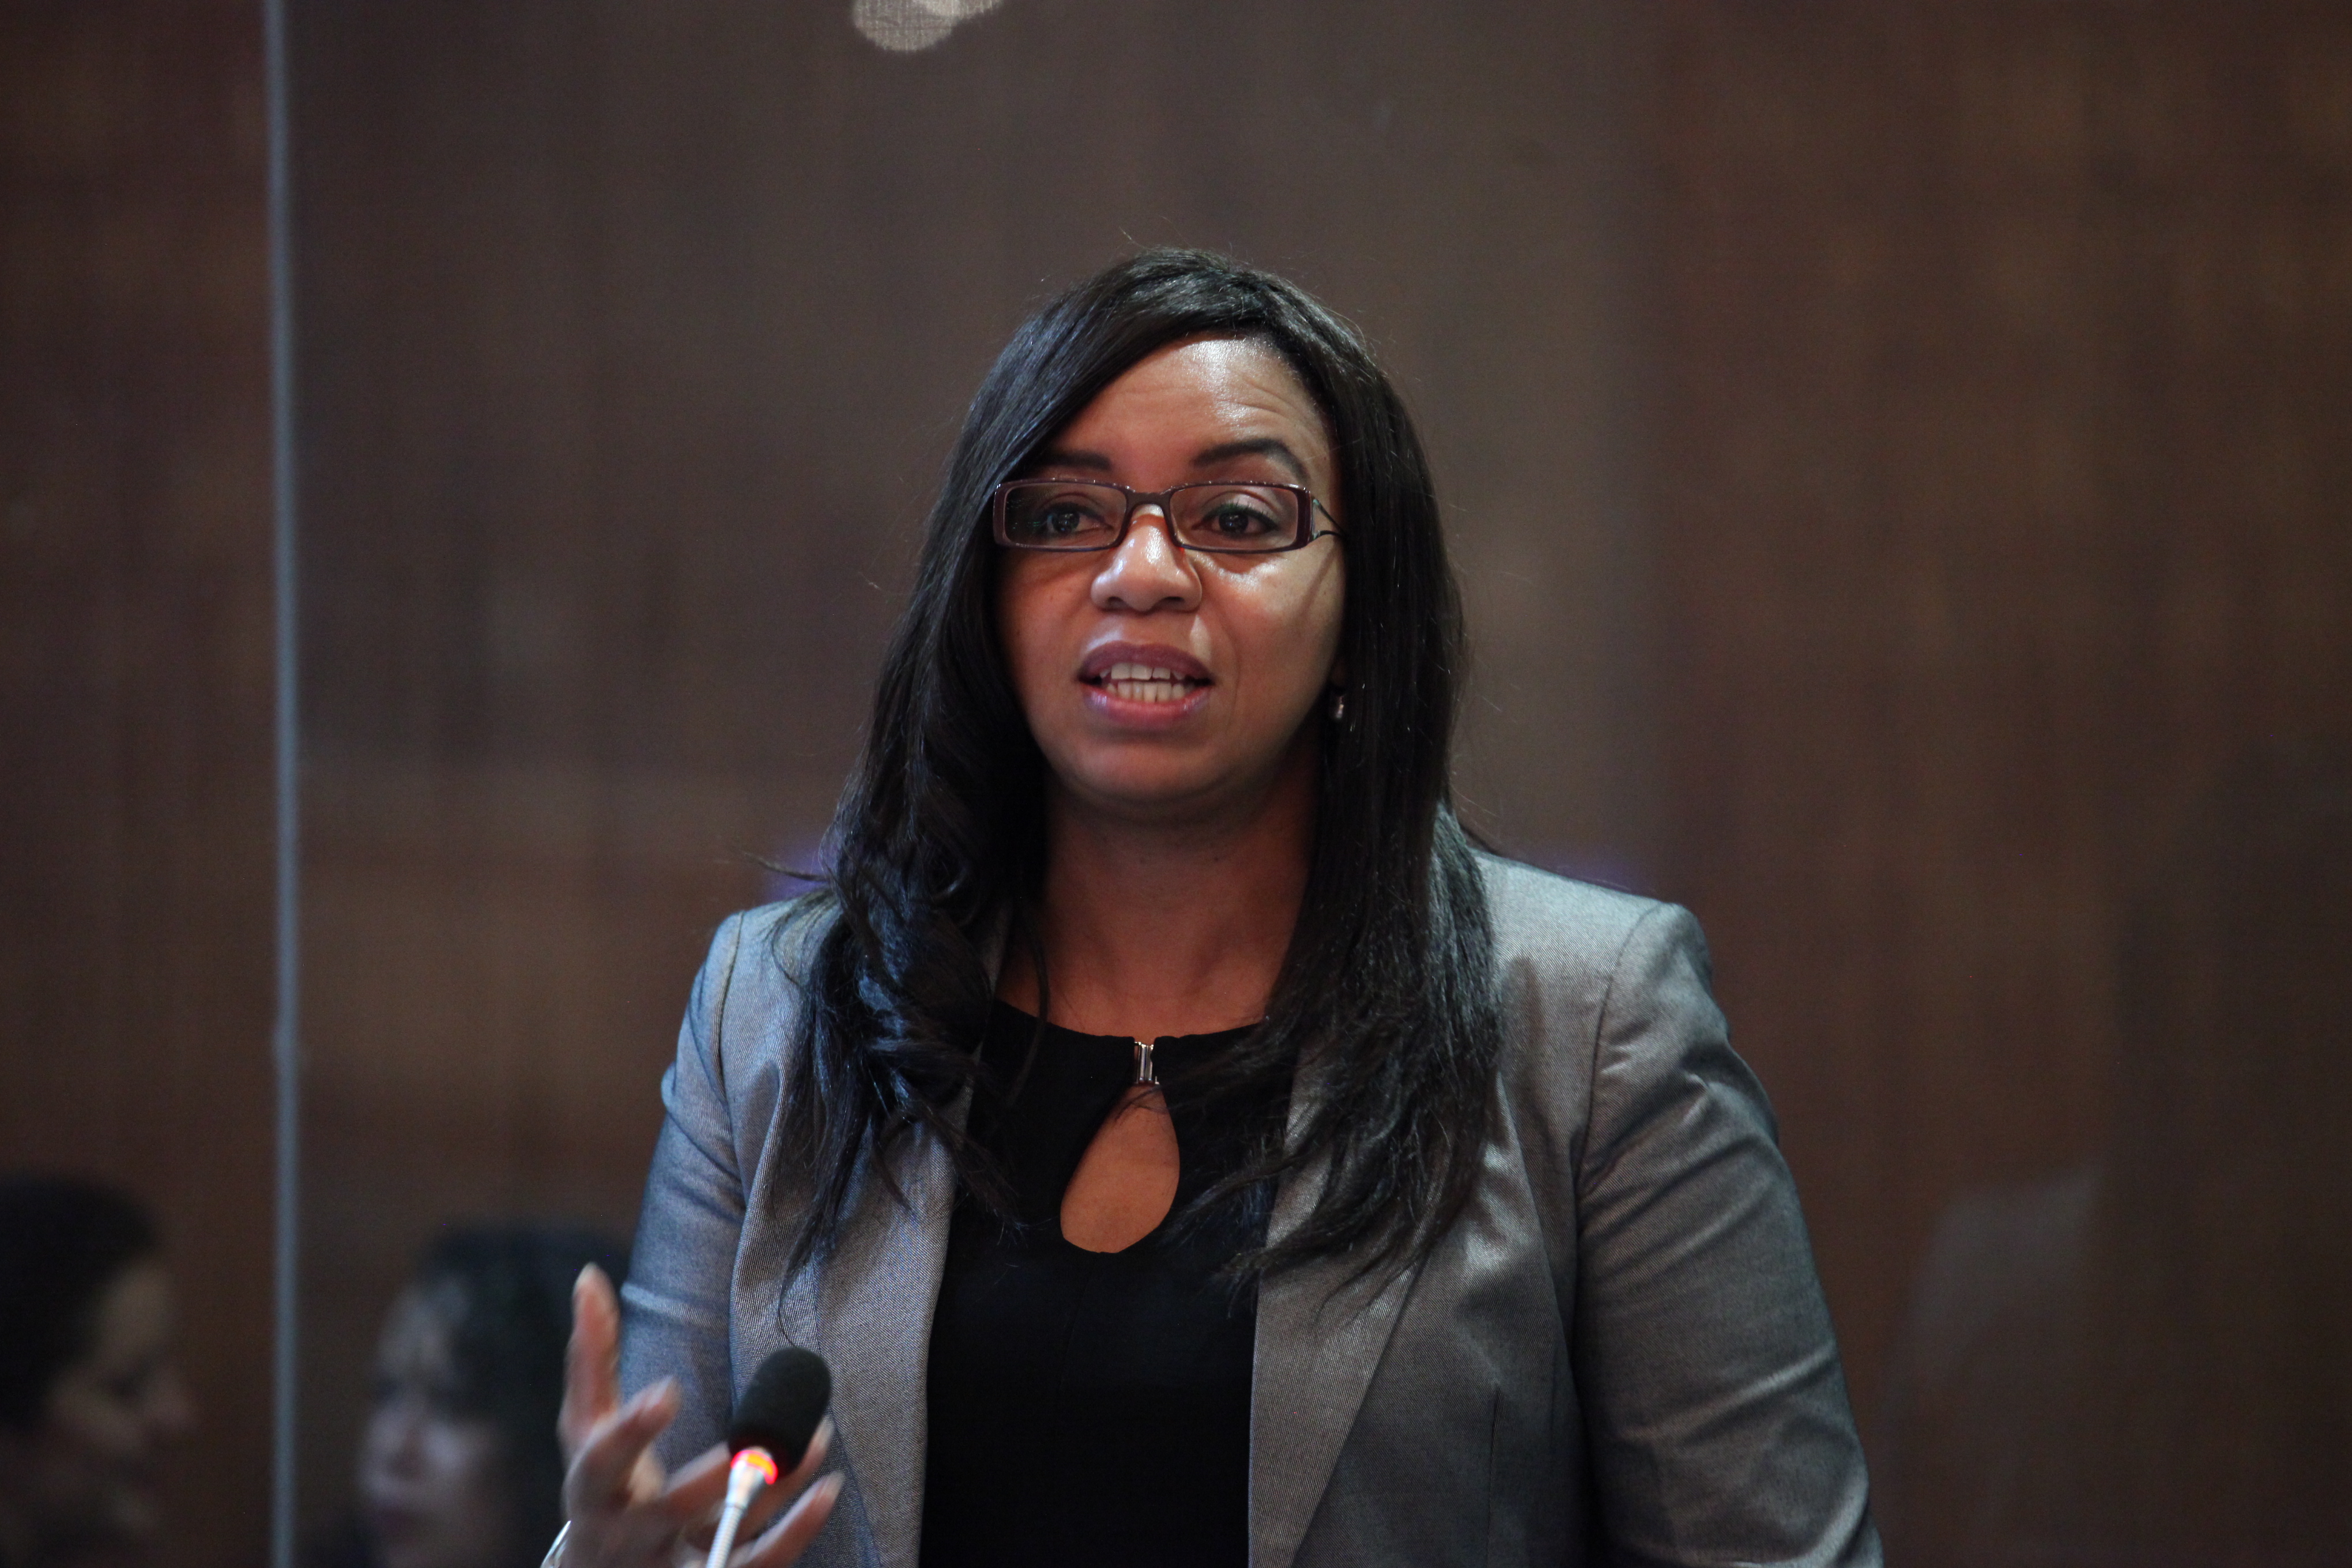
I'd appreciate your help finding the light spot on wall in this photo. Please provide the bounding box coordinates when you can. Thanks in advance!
[852,0,1002,54]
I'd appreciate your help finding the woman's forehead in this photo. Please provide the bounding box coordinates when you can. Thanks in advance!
[83,1260,176,1371]
[375,1280,461,1373]
[1053,336,1333,482]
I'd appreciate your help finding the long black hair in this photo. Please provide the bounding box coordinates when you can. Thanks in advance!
[777,249,1501,1280]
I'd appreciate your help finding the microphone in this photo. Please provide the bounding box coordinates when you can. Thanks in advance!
[704,1347,832,1568]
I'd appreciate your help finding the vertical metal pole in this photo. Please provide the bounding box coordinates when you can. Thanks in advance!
[261,0,301,1561]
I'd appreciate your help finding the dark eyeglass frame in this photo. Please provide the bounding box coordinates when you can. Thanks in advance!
[989,477,1344,555]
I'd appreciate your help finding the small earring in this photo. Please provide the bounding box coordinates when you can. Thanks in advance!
[1328,688,1347,723]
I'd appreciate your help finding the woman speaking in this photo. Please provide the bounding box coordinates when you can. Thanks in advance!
[553,251,1880,1567]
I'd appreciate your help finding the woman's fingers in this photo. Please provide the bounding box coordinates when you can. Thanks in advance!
[654,1442,736,1537]
[555,1303,840,1568]
[730,1419,834,1543]
[566,1379,678,1514]
[558,1383,693,1566]
[734,1475,844,1568]
[675,1416,833,1552]
[785,1418,833,1491]
[560,1264,624,1461]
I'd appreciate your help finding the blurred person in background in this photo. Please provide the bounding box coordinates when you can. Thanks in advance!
[312,1224,625,1568]
[0,1175,194,1568]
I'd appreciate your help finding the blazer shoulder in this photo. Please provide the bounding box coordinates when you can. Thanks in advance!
[1475,851,1694,976]
[680,893,840,1098]
[707,892,832,1007]
[728,891,832,963]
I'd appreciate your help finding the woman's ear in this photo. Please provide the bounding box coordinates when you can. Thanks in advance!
[1323,651,1349,725]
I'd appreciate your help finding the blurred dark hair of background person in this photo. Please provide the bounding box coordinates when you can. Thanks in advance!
[309,1223,627,1568]
[0,1175,195,1568]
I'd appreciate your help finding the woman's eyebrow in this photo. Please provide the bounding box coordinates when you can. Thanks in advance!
[1028,446,1113,472]
[1191,438,1307,480]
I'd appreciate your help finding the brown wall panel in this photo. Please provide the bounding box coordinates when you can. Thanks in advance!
[1646,2,2352,1554]
[0,4,277,1563]
[292,759,779,1522]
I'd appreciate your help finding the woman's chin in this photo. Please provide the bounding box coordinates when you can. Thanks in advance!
[1054,756,1281,824]
[95,1479,164,1547]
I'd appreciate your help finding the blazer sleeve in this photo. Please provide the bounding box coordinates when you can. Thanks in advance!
[619,911,752,1467]
[1572,903,1879,1567]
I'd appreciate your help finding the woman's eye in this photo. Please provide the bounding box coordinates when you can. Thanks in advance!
[1177,485,1293,544]
[1009,491,1114,541]
[1204,502,1279,537]
[101,1351,174,1407]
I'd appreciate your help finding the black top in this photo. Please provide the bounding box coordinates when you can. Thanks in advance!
[919,1002,1277,1568]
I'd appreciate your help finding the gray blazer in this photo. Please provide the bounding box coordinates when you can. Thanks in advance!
[619,857,1880,1567]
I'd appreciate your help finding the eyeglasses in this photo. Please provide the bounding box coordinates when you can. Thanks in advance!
[990,478,1342,555]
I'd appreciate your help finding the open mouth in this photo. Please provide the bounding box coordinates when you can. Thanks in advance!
[1086,660,1210,705]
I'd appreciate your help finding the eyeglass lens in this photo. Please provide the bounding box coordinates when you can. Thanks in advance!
[998,481,1306,552]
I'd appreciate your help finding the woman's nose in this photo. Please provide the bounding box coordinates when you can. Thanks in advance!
[1090,507,1200,613]
[363,1401,429,1475]
[148,1366,197,1441]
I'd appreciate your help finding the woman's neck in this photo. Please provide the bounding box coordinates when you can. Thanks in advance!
[1002,738,1317,1039]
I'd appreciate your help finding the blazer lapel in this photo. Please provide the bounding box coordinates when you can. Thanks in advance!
[1247,1114,1421,1568]
[793,1121,960,1568]
[786,924,1006,1567]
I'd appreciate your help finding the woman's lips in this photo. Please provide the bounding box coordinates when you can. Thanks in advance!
[1077,647,1213,726]
[364,1500,425,1546]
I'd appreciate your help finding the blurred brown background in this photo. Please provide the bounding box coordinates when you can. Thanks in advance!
[6,1,2349,1563]
[2,2,277,1562]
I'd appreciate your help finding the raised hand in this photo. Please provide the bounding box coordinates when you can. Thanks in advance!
[556,1266,840,1567]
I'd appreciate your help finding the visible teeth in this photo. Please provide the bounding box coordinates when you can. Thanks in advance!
[1095,660,1200,703]
[1107,679,1191,703]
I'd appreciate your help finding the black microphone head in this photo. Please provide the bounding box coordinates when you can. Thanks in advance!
[728,1347,831,1468]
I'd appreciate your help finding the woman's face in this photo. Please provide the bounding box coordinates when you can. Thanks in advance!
[358,1284,518,1568]
[996,335,1347,821]
[0,1260,195,1560]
